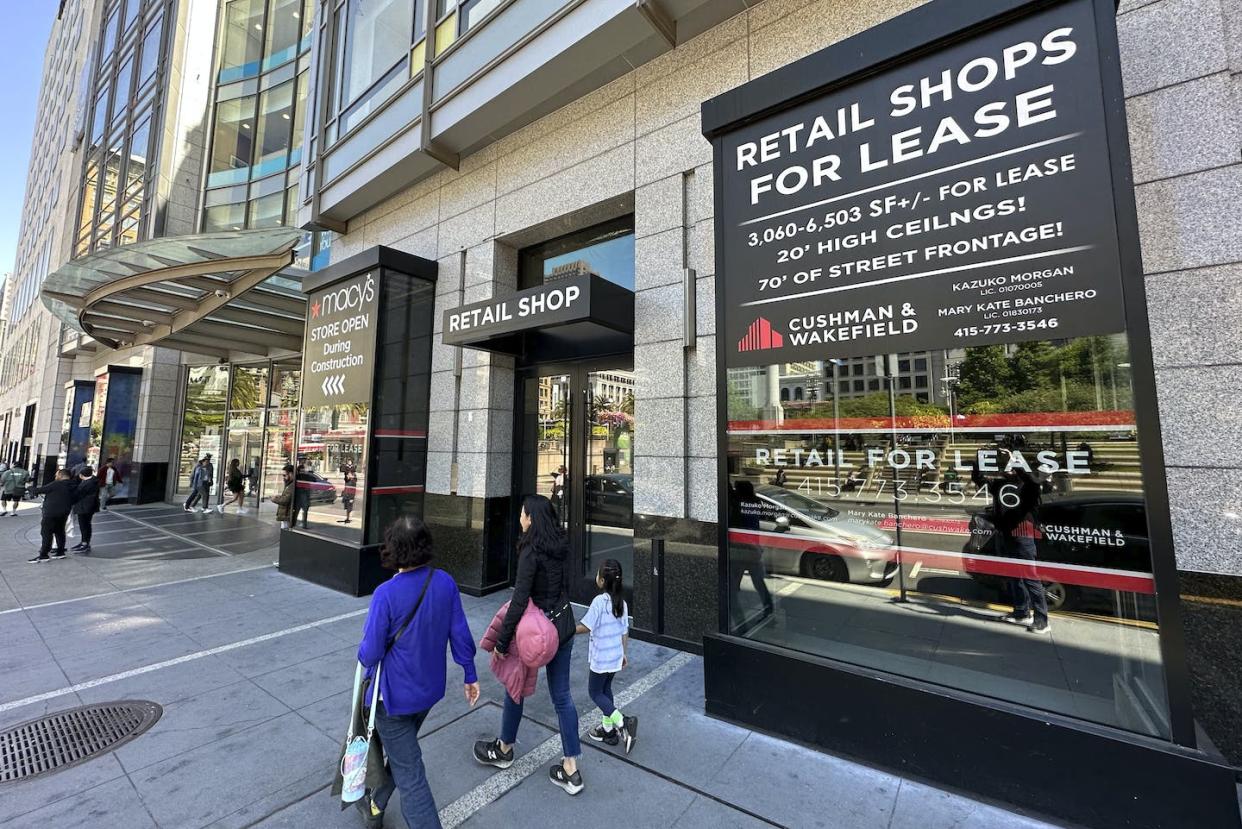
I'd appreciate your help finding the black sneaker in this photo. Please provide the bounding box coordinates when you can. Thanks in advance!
[1029,618,1051,635]
[549,763,583,795]
[27,555,48,563]
[1000,611,1034,625]
[622,716,638,754]
[473,738,514,769]
[71,543,85,551]
[75,545,91,555]
[50,550,66,559]
[588,726,618,746]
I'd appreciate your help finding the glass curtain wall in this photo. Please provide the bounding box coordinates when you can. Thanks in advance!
[75,0,168,256]
[725,334,1167,739]
[176,359,302,511]
[205,0,330,269]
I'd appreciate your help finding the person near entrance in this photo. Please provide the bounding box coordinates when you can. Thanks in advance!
[268,464,295,529]
[218,459,247,514]
[577,558,638,754]
[96,457,122,511]
[71,466,100,554]
[339,458,358,524]
[294,463,313,528]
[474,494,583,795]
[184,455,215,513]
[28,470,92,563]
[0,461,29,515]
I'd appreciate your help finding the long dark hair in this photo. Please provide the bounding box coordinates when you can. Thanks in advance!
[599,558,624,618]
[519,494,568,561]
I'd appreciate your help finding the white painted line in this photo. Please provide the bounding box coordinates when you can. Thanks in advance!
[0,607,367,714]
[107,509,232,557]
[740,245,1092,307]
[739,132,1082,225]
[0,564,277,616]
[437,651,695,828]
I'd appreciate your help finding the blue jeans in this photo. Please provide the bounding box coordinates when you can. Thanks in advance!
[373,703,440,829]
[1001,532,1048,623]
[500,636,581,759]
[588,671,616,720]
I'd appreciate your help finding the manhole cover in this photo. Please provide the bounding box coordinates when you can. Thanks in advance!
[0,700,162,783]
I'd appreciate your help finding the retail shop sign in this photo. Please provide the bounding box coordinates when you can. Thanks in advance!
[442,276,589,344]
[713,0,1127,367]
[302,270,378,407]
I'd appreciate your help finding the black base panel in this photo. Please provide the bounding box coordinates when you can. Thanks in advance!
[278,532,388,597]
[130,462,168,505]
[703,634,1240,829]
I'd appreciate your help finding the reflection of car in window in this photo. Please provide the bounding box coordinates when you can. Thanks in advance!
[585,473,632,527]
[298,471,338,505]
[748,484,895,585]
[963,494,1150,613]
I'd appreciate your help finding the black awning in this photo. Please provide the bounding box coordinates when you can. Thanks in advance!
[441,273,634,360]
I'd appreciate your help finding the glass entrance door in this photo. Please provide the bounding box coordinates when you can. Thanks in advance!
[519,362,634,604]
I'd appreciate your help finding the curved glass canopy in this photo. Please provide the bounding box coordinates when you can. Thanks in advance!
[41,228,307,360]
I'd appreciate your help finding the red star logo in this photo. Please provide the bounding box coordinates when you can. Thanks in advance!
[311,300,321,318]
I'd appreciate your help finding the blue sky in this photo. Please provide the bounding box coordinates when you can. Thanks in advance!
[0,5,55,279]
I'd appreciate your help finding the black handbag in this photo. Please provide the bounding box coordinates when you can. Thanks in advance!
[546,594,576,646]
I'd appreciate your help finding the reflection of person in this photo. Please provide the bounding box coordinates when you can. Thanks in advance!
[268,464,295,530]
[294,463,312,529]
[729,481,775,622]
[550,465,567,516]
[972,449,1049,634]
[773,467,788,488]
[1077,441,1096,470]
[339,459,358,525]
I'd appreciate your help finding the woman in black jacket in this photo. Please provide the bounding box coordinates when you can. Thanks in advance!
[474,494,583,795]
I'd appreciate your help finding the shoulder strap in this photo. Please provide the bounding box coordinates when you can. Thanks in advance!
[385,567,435,655]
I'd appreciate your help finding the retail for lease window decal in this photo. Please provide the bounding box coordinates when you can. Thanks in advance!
[720,0,1124,367]
[712,0,1173,740]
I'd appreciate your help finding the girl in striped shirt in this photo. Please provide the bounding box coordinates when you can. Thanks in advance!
[577,559,638,754]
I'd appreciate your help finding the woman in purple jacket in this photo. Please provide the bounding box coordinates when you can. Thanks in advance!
[356,516,480,829]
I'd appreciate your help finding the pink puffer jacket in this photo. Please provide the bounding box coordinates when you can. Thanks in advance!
[479,600,557,703]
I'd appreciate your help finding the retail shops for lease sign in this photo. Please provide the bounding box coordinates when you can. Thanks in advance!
[718,0,1125,367]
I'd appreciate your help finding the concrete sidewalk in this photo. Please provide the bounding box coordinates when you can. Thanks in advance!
[0,503,1063,828]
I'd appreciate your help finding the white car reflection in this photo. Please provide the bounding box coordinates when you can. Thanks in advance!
[752,485,897,585]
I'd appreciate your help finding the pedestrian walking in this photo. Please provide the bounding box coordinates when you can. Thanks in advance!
[183,457,213,513]
[96,457,122,511]
[352,516,479,829]
[339,459,358,525]
[577,558,638,753]
[0,461,30,516]
[268,464,295,529]
[474,494,584,795]
[218,458,247,514]
[28,470,91,563]
[72,466,100,554]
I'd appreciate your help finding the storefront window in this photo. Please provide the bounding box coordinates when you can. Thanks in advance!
[295,404,367,542]
[519,217,635,290]
[178,365,229,493]
[726,334,1166,738]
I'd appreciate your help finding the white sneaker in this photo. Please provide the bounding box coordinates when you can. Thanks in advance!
[183,505,193,512]
[216,504,224,514]
[200,507,212,514]
[237,507,249,515]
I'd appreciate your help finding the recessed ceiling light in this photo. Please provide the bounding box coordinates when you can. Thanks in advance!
[254,23,263,30]
[281,113,290,119]
[292,12,300,19]
[241,122,251,129]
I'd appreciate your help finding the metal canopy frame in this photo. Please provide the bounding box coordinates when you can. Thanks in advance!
[40,228,307,360]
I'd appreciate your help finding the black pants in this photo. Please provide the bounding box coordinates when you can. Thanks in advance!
[77,511,94,546]
[40,515,68,555]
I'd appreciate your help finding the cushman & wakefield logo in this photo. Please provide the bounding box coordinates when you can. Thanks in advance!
[311,273,376,319]
[738,317,784,352]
